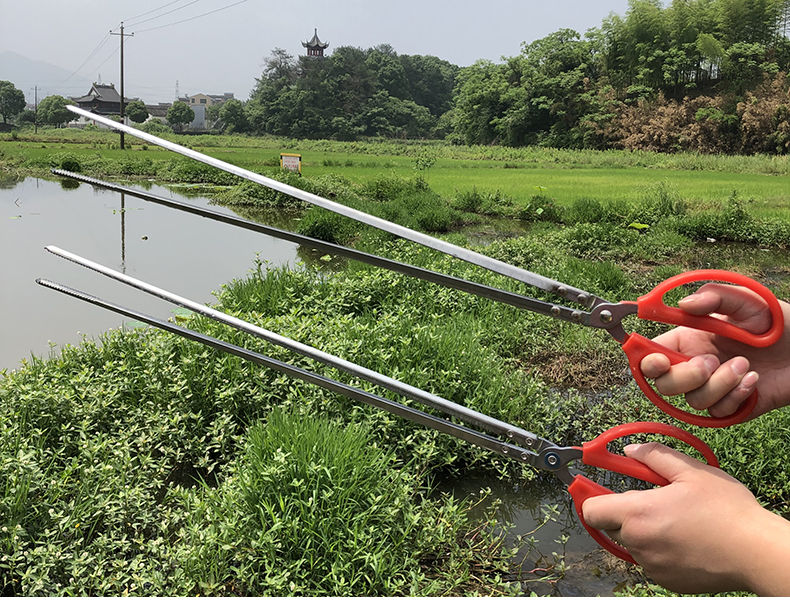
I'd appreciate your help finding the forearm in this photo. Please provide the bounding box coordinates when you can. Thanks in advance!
[739,507,790,596]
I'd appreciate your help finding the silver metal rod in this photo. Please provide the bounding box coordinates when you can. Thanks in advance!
[65,105,604,308]
[51,169,594,326]
[45,245,542,449]
[36,277,539,467]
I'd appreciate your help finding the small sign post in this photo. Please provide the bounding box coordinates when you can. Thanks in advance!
[280,153,302,175]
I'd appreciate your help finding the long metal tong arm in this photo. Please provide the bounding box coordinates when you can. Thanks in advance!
[36,278,542,468]
[44,245,546,450]
[49,170,595,327]
[65,105,604,309]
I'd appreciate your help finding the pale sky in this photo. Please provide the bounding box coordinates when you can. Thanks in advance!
[1,0,630,104]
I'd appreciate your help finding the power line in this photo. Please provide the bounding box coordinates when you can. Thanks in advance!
[135,0,249,33]
[126,0,204,28]
[92,47,120,78]
[123,0,190,24]
[59,34,111,84]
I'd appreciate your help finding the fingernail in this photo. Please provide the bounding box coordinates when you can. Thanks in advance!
[624,443,645,456]
[703,355,720,374]
[731,357,749,378]
[679,294,700,305]
[741,371,759,390]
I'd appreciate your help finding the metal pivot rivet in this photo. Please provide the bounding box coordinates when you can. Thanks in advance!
[577,294,588,304]
[502,446,509,454]
[545,453,560,467]
[506,430,514,438]
[525,437,534,447]
[521,453,529,461]
[551,305,561,316]
[557,286,567,296]
[600,310,613,323]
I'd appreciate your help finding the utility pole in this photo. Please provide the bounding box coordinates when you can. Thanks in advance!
[110,22,133,149]
[34,86,38,134]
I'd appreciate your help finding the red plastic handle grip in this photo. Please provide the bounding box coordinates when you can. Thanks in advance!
[636,269,784,348]
[569,422,719,564]
[622,333,759,427]
[581,421,719,484]
[568,476,636,565]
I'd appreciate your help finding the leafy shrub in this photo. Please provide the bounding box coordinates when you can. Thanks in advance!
[452,188,518,216]
[215,179,306,209]
[634,181,687,225]
[49,152,81,172]
[453,188,486,212]
[553,222,641,260]
[161,159,240,185]
[138,121,174,135]
[518,194,563,223]
[362,175,411,202]
[415,204,455,232]
[297,208,359,244]
[566,197,609,224]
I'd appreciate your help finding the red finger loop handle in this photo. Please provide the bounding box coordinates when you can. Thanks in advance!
[636,269,784,348]
[581,421,719,485]
[569,423,718,564]
[568,476,636,565]
[622,333,759,427]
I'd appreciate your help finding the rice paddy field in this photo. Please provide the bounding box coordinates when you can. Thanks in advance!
[1,127,789,596]
[5,128,790,220]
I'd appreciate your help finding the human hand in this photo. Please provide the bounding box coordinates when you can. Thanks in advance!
[582,443,790,595]
[640,283,790,419]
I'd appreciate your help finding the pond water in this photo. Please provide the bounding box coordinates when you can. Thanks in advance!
[0,176,300,371]
[0,175,636,595]
[439,473,640,596]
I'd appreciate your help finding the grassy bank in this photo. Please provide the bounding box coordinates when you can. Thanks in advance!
[2,213,789,595]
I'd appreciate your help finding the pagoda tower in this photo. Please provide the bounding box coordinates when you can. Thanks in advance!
[302,28,329,57]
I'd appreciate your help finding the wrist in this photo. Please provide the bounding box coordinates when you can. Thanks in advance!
[735,507,790,596]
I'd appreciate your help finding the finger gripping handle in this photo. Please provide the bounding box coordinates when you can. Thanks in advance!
[570,423,718,565]
[581,421,719,485]
[568,476,637,565]
[622,333,759,427]
[637,269,783,348]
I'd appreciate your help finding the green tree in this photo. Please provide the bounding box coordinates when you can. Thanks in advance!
[166,101,194,132]
[0,80,26,124]
[248,44,453,140]
[218,98,248,132]
[399,54,458,116]
[451,60,509,144]
[125,99,149,124]
[366,44,408,98]
[37,95,72,126]
[358,91,434,137]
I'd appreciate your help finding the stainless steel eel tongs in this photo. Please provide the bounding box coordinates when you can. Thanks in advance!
[38,245,719,565]
[60,106,784,429]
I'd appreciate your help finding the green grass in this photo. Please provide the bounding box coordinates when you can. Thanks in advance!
[4,128,790,220]
[2,221,789,595]
[2,126,790,596]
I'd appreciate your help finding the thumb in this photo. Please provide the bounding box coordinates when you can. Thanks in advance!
[680,283,772,333]
[624,442,708,483]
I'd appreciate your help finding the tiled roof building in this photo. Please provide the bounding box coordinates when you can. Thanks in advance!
[72,83,130,115]
[302,28,329,57]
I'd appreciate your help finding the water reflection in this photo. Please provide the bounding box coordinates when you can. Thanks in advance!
[0,177,301,370]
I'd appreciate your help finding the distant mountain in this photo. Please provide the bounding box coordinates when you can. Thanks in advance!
[0,51,94,103]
